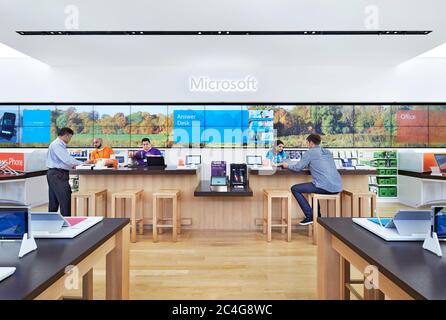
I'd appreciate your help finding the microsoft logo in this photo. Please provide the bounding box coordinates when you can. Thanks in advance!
[189,76,258,92]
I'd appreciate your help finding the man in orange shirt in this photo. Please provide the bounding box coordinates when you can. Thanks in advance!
[86,138,114,164]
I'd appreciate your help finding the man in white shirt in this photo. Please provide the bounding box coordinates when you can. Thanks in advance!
[46,127,83,216]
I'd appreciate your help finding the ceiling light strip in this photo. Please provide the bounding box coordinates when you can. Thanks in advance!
[16,30,432,36]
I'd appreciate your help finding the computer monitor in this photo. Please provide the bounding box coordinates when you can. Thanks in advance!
[246,155,262,165]
[286,150,302,161]
[0,207,28,240]
[186,155,201,166]
[434,154,446,173]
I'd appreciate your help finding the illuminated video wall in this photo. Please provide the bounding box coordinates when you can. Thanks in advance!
[0,104,445,148]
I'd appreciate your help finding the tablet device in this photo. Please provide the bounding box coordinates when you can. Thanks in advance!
[210,176,227,186]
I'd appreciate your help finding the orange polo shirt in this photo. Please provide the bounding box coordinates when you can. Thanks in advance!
[90,146,114,162]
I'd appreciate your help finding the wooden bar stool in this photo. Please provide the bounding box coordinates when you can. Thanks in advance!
[71,189,107,217]
[341,190,377,218]
[308,193,341,245]
[152,189,181,242]
[111,189,144,243]
[262,189,292,242]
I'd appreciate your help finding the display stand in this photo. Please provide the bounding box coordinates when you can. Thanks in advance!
[18,233,37,258]
[423,206,444,257]
[423,232,442,257]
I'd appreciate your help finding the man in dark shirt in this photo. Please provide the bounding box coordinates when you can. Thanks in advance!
[132,138,162,166]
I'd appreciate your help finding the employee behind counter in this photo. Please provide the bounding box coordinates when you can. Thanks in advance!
[130,137,162,166]
[85,138,115,164]
[265,140,287,166]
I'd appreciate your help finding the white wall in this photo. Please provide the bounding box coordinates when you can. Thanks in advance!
[0,57,446,102]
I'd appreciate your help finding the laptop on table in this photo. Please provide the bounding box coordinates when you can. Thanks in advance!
[146,156,167,169]
[434,154,446,175]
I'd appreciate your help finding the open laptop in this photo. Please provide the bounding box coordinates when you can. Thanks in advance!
[146,155,166,169]
[30,212,103,238]
[0,206,29,240]
[434,154,446,175]
[353,210,433,241]
[30,212,71,233]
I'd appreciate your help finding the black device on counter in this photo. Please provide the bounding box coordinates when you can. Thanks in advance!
[146,155,166,169]
[230,164,248,189]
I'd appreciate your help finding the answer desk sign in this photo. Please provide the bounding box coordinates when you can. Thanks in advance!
[189,76,258,92]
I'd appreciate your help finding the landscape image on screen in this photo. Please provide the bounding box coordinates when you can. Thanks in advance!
[1,104,445,148]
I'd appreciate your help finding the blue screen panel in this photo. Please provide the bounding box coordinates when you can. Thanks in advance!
[22,127,51,143]
[22,109,51,126]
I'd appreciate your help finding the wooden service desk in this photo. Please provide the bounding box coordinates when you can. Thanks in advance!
[73,167,374,231]
[0,218,129,300]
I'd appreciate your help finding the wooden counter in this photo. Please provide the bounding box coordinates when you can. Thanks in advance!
[74,167,373,230]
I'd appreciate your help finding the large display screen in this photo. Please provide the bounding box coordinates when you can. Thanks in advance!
[0,104,445,148]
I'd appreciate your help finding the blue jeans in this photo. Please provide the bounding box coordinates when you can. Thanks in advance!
[291,182,337,219]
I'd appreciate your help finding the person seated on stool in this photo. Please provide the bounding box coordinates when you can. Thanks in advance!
[131,137,162,166]
[265,140,287,167]
[85,138,114,164]
[280,134,342,226]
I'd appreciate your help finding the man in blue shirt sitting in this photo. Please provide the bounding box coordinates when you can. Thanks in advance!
[281,134,342,226]
[265,140,287,166]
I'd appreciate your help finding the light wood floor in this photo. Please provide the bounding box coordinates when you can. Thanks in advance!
[32,202,420,300]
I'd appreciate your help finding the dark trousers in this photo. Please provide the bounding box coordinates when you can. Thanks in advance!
[47,169,72,217]
[291,182,337,219]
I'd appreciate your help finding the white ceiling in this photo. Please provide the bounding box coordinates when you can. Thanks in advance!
[0,0,445,67]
